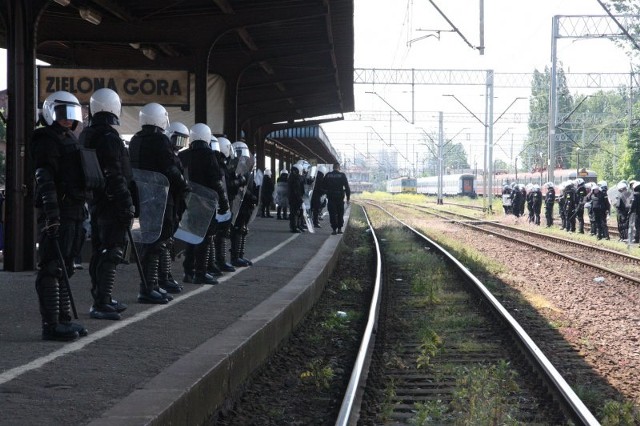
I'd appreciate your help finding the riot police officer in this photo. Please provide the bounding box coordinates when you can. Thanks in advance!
[564,181,578,232]
[322,162,351,234]
[532,184,542,225]
[275,169,289,220]
[32,91,88,340]
[158,121,191,295]
[179,123,230,284]
[79,88,133,320]
[544,182,555,227]
[213,137,237,273]
[311,165,327,228]
[288,163,305,233]
[575,178,587,233]
[260,169,275,218]
[229,141,257,267]
[129,103,189,304]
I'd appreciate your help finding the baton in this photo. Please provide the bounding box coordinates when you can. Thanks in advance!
[127,227,148,289]
[53,239,78,319]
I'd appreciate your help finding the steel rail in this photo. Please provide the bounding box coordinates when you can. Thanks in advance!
[363,200,599,426]
[335,204,383,426]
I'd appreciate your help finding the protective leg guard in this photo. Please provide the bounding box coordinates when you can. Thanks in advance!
[215,234,235,272]
[238,233,252,266]
[159,243,182,294]
[90,251,122,320]
[38,274,79,341]
[230,230,249,267]
[207,237,223,276]
[137,254,169,304]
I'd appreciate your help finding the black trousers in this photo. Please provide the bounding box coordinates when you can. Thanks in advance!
[327,196,345,230]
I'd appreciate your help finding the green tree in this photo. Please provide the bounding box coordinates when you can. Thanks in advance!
[524,66,574,171]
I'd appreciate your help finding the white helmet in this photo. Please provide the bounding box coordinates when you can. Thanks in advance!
[42,91,83,127]
[218,136,232,158]
[167,121,189,149]
[232,141,251,159]
[89,88,121,123]
[139,102,169,130]
[189,123,212,144]
[617,181,628,191]
[210,135,220,152]
[597,180,608,189]
[264,168,272,177]
[317,165,328,175]
[544,182,554,189]
[292,163,304,174]
[533,184,540,191]
[575,178,585,186]
[280,169,288,175]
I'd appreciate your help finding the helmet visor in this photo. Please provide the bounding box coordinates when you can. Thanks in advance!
[52,103,83,123]
[172,133,189,149]
[235,147,250,158]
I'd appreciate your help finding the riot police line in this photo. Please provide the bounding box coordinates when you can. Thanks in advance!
[501,178,640,244]
[30,87,346,342]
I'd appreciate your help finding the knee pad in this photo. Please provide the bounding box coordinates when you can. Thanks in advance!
[101,247,124,264]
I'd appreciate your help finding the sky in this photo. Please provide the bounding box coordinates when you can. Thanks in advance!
[320,0,636,174]
[0,1,634,173]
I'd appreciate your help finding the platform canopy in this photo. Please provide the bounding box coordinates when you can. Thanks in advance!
[266,125,338,164]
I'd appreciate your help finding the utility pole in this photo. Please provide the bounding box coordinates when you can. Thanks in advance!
[438,112,444,205]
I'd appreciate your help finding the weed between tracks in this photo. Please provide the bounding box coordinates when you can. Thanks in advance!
[362,211,535,425]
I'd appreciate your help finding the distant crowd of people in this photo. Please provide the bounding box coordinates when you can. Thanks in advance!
[501,178,640,243]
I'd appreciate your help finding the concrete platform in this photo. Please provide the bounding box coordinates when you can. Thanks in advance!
[0,211,347,425]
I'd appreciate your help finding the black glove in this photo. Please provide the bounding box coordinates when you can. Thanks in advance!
[44,218,60,239]
[117,205,135,226]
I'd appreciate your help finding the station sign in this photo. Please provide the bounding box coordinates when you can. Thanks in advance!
[37,67,190,107]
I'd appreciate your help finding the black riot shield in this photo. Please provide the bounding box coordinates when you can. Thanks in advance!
[174,181,219,244]
[131,169,169,244]
[230,155,255,225]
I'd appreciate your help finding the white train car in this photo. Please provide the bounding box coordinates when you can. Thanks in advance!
[416,173,476,197]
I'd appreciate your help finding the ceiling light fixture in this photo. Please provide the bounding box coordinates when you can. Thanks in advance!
[53,0,71,6]
[79,7,102,25]
[141,47,157,61]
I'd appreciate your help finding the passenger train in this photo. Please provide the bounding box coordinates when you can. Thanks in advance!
[475,168,598,195]
[416,173,476,197]
[386,177,417,194]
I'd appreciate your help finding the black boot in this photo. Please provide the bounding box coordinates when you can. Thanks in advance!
[158,243,182,294]
[206,237,223,276]
[59,276,89,335]
[38,275,79,341]
[215,235,235,272]
[230,231,250,267]
[238,233,253,266]
[138,254,169,304]
[90,251,122,320]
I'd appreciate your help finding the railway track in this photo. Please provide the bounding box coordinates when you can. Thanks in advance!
[336,202,598,425]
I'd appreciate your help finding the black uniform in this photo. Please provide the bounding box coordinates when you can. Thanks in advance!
[79,112,134,320]
[576,183,588,233]
[287,167,305,233]
[590,188,608,239]
[129,125,189,304]
[32,122,88,340]
[630,185,640,243]
[512,187,523,217]
[322,166,351,234]
[212,151,236,273]
[615,188,631,240]
[544,187,555,227]
[178,140,230,283]
[526,190,534,223]
[260,173,274,218]
[532,189,542,225]
[310,171,326,227]
[276,172,289,220]
[228,157,257,267]
[564,184,578,232]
